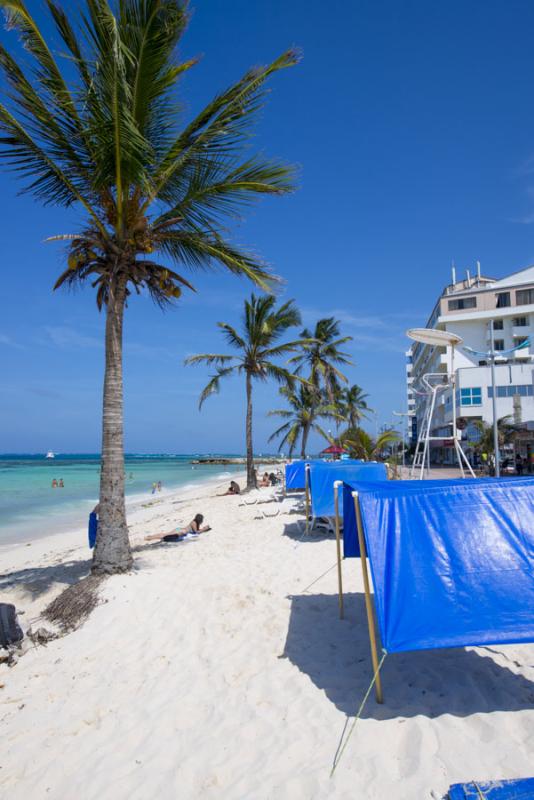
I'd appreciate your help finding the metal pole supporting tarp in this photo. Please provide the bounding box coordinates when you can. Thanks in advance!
[353,491,384,703]
[333,480,344,620]
[305,464,310,534]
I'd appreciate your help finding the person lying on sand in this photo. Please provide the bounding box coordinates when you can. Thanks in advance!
[220,480,240,496]
[145,513,211,543]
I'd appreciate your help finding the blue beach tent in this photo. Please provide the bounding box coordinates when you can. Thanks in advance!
[341,478,534,702]
[447,778,534,799]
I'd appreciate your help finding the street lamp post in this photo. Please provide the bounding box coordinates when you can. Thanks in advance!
[489,320,500,478]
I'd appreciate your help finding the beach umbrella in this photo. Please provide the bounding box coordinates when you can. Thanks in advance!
[320,444,346,455]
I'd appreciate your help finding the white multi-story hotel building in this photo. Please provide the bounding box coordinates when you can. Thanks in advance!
[406,264,534,466]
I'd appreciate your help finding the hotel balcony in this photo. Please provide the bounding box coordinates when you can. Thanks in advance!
[512,326,531,338]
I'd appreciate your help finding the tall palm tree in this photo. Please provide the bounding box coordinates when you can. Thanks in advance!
[469,416,515,456]
[339,384,371,428]
[268,385,341,458]
[289,317,353,401]
[0,1,299,573]
[340,426,399,461]
[186,294,302,488]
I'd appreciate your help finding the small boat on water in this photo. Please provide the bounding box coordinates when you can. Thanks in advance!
[45,451,55,459]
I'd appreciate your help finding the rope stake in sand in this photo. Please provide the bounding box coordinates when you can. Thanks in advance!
[330,650,387,777]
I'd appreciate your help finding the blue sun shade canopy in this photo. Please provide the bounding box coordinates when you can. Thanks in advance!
[352,479,534,653]
[308,461,387,518]
[448,778,534,799]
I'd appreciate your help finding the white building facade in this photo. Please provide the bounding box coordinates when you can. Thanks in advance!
[407,264,534,467]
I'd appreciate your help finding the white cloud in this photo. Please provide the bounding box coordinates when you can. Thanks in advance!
[299,306,426,351]
[0,333,24,349]
[44,326,102,349]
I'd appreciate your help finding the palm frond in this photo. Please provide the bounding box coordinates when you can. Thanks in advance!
[0,103,101,222]
[153,156,296,232]
[158,231,277,291]
[198,365,236,408]
[0,0,83,129]
[184,353,236,367]
[266,408,293,419]
[217,322,246,350]
[146,47,300,209]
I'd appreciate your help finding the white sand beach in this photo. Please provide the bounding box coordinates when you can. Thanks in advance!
[1,475,534,800]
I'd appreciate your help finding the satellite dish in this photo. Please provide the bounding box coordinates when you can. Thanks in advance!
[406,328,463,347]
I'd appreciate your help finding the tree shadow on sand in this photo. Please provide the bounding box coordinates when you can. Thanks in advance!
[0,558,92,601]
[283,592,534,719]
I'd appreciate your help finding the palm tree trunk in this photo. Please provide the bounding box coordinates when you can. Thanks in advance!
[92,279,133,574]
[301,422,310,459]
[245,370,255,489]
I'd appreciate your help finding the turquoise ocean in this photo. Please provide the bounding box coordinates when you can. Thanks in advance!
[0,454,244,544]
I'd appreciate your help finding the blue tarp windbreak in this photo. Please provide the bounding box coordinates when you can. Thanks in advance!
[354,480,534,653]
[307,461,387,518]
[447,777,534,799]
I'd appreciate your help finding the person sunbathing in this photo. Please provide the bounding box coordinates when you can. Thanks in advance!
[145,513,210,543]
[220,480,240,496]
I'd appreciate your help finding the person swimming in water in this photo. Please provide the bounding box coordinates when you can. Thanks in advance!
[145,514,211,543]
[58,478,64,488]
[51,479,58,488]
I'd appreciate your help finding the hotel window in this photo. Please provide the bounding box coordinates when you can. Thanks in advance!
[496,292,511,308]
[460,387,482,406]
[488,384,534,398]
[493,319,504,330]
[514,336,529,347]
[516,289,534,305]
[513,316,528,327]
[448,296,476,311]
[494,339,505,351]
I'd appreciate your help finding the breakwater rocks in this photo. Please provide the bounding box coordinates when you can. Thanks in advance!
[190,457,284,465]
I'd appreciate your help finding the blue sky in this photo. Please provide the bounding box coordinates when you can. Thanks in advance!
[3,1,534,454]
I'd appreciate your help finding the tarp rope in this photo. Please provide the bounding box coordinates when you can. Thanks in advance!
[300,562,338,594]
[330,649,387,778]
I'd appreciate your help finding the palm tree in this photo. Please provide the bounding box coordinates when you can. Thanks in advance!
[469,416,515,459]
[340,426,400,461]
[339,384,371,428]
[0,1,299,573]
[289,317,353,401]
[186,294,302,488]
[268,385,341,458]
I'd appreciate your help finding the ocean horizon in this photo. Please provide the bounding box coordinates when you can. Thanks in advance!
[0,453,253,545]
